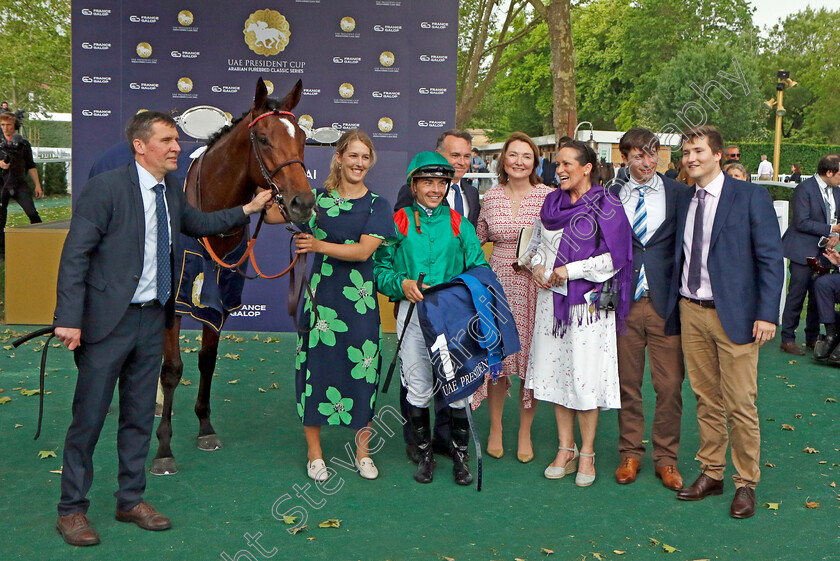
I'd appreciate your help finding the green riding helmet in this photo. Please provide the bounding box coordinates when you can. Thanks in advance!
[406,151,455,183]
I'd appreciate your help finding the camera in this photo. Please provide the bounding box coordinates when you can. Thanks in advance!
[0,133,24,164]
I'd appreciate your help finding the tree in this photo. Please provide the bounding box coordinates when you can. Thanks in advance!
[0,0,71,113]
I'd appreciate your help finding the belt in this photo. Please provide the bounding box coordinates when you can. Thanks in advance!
[129,299,161,308]
[682,296,715,309]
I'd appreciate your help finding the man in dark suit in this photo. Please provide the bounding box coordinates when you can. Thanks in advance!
[392,129,479,462]
[672,126,784,519]
[52,112,271,546]
[394,129,480,226]
[540,136,572,188]
[611,128,687,491]
[780,154,840,355]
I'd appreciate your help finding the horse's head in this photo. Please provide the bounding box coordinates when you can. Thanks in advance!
[247,78,315,224]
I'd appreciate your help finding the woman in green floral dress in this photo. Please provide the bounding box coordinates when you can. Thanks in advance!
[291,130,394,481]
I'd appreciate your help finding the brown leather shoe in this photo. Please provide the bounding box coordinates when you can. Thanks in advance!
[115,502,172,531]
[730,486,756,519]
[56,513,100,547]
[614,457,641,484]
[676,473,724,501]
[655,464,684,491]
[779,341,805,356]
[806,340,817,350]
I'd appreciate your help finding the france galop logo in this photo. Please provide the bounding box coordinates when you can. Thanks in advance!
[379,51,395,67]
[378,117,393,132]
[136,42,152,58]
[177,77,194,93]
[177,10,194,26]
[340,17,355,32]
[263,80,275,95]
[243,9,290,56]
[299,114,314,130]
[339,83,354,99]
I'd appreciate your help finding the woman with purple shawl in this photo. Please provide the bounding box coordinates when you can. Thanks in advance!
[521,141,632,487]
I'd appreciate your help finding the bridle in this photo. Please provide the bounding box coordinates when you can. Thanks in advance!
[248,109,306,223]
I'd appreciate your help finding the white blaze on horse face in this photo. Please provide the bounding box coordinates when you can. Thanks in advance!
[280,117,296,139]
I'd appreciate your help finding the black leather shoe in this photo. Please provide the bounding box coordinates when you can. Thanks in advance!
[826,345,840,366]
[814,334,839,360]
[676,473,724,501]
[780,341,805,355]
[730,486,756,519]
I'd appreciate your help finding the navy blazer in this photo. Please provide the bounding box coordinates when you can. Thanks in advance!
[672,175,785,345]
[394,180,481,226]
[611,173,688,335]
[541,161,558,187]
[781,175,840,265]
[54,163,251,343]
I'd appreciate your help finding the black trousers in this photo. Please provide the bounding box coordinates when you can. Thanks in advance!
[781,262,821,343]
[813,273,840,325]
[0,183,42,255]
[58,304,165,515]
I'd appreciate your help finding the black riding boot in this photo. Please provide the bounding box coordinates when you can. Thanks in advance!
[407,405,435,484]
[450,408,474,486]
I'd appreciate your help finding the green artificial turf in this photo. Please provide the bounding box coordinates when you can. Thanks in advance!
[0,328,837,561]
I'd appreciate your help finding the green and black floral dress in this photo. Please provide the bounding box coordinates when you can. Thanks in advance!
[295,187,395,429]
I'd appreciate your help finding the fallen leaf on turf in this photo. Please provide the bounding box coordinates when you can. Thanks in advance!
[228,379,240,384]
[764,502,779,510]
[223,398,231,402]
[776,375,788,379]
[515,558,527,561]
[180,379,192,386]
[649,538,660,546]
[786,383,796,388]
[794,413,802,419]
[826,398,837,403]
[283,515,298,525]
[269,383,279,390]
[788,360,796,364]
[662,544,678,553]
[318,519,341,528]
[614,551,626,555]
[14,423,22,428]
[765,417,775,422]
[3,345,12,350]
[260,358,265,362]
[20,388,39,396]
[765,462,776,468]
[593,553,604,560]
[829,481,836,488]
[50,467,63,474]
[306,537,316,541]
[290,525,307,534]
[0,396,11,404]
[819,460,827,464]
[258,388,267,393]
[38,450,57,459]
[805,500,820,509]
[803,447,819,454]
[541,548,554,556]
[224,353,240,360]
[781,424,795,431]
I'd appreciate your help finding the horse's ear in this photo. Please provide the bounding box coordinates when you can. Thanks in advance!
[254,77,268,109]
[281,79,303,112]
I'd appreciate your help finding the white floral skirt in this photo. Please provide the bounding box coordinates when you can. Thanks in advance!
[524,290,621,411]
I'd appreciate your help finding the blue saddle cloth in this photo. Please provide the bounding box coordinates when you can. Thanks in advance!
[174,234,248,332]
[417,266,520,405]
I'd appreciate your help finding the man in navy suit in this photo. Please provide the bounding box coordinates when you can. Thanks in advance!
[611,128,687,491]
[53,112,271,546]
[672,126,784,519]
[393,129,480,462]
[780,154,840,355]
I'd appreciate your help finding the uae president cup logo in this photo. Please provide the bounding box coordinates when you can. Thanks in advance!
[177,10,194,26]
[243,9,290,56]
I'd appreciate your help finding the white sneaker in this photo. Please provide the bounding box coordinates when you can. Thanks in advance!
[356,457,379,480]
[307,459,328,482]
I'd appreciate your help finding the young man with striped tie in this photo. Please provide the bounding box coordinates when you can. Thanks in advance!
[610,128,689,491]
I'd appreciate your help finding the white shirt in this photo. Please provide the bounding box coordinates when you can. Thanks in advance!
[132,162,173,303]
[680,170,725,300]
[446,181,470,219]
[620,172,666,243]
[814,173,836,225]
[757,159,774,176]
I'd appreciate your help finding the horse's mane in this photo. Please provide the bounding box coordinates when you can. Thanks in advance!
[205,96,283,148]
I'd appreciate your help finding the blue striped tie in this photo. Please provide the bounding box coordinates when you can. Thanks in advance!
[153,184,171,304]
[632,185,648,301]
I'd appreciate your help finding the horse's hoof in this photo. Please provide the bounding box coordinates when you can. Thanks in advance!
[197,434,222,451]
[150,457,179,476]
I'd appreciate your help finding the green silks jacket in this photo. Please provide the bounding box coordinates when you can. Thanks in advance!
[373,203,489,301]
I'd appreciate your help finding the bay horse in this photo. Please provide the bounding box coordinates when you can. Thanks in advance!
[151,78,314,475]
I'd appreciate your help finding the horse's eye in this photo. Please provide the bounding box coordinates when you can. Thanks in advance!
[258,136,270,146]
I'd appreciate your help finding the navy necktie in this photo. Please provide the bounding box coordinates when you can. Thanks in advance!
[153,184,171,304]
[452,183,464,215]
[687,188,706,295]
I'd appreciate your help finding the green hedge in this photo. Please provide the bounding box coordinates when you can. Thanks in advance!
[21,120,72,148]
[732,143,840,176]
[28,162,69,195]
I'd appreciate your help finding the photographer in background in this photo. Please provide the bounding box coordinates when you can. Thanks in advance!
[0,111,42,259]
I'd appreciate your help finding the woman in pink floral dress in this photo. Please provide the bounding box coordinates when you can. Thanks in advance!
[474,132,552,463]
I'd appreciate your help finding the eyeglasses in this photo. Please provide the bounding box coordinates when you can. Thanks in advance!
[727,153,741,159]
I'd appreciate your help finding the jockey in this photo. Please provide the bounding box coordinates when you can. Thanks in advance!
[374,151,489,486]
